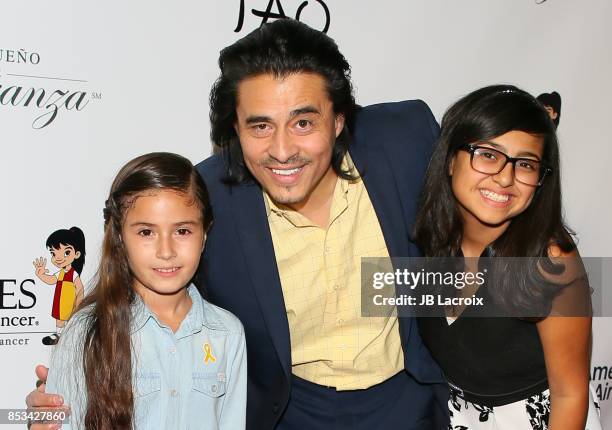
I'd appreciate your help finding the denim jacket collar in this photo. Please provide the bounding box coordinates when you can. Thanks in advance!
[131,284,226,336]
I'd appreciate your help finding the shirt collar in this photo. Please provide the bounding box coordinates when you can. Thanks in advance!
[130,284,213,336]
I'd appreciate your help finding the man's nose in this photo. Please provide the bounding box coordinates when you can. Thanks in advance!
[268,129,298,163]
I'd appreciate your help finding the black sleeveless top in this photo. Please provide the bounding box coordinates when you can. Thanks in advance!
[418,285,548,407]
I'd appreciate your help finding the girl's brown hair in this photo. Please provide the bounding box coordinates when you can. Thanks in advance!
[77,152,213,429]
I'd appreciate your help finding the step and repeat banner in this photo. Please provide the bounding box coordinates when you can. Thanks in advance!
[1,0,611,427]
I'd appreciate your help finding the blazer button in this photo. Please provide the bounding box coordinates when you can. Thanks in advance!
[272,403,280,414]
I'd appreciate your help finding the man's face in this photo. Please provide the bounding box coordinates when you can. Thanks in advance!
[234,72,345,209]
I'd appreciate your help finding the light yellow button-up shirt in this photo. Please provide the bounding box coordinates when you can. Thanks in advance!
[264,157,404,390]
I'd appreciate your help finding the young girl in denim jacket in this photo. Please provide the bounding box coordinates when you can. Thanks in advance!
[46,152,246,429]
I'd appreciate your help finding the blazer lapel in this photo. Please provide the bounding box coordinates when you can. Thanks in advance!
[349,145,411,258]
[230,182,292,378]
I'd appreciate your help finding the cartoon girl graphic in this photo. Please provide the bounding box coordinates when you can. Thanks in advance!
[33,226,86,345]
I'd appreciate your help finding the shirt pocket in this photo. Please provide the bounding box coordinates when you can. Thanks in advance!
[192,372,226,397]
[134,372,161,427]
[188,373,226,429]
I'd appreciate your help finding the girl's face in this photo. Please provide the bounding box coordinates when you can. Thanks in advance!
[449,130,544,230]
[49,244,81,269]
[122,189,205,299]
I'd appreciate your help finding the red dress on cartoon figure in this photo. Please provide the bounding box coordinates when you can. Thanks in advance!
[51,267,78,321]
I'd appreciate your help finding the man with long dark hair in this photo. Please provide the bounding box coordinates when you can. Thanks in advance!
[28,19,448,430]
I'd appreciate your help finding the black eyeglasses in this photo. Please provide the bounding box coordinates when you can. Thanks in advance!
[459,143,552,186]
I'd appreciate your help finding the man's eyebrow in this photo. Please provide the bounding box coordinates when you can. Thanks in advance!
[289,106,320,118]
[245,115,272,125]
[244,107,321,125]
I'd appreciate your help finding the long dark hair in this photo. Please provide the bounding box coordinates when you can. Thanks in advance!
[413,85,574,315]
[77,152,213,429]
[46,227,86,274]
[209,18,357,183]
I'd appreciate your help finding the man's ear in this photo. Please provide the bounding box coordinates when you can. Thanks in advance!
[75,251,82,259]
[334,114,345,138]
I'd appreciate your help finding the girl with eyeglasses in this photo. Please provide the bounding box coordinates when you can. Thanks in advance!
[415,85,601,429]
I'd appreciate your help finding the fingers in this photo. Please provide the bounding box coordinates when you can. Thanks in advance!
[28,405,69,430]
[35,365,49,383]
[26,384,63,407]
[32,257,47,269]
[30,420,64,430]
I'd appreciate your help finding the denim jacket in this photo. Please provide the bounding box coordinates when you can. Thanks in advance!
[46,285,247,429]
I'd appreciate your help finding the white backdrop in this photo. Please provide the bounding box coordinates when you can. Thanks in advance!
[1,0,611,427]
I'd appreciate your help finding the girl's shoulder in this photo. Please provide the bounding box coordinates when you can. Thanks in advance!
[195,294,244,335]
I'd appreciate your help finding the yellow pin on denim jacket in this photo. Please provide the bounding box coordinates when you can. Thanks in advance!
[46,285,247,429]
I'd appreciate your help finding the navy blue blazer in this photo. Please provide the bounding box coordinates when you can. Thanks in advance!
[196,100,447,429]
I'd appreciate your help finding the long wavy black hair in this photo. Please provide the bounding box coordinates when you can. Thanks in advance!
[209,18,357,183]
[413,84,575,316]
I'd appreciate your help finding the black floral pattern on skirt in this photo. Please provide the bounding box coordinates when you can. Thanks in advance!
[448,386,551,430]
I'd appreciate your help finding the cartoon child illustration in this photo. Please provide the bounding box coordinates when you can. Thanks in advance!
[33,226,86,345]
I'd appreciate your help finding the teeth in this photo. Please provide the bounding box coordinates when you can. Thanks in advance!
[480,189,510,203]
[156,268,178,273]
[272,168,300,176]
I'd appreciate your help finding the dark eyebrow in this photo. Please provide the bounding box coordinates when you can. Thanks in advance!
[128,221,200,228]
[289,106,320,118]
[244,106,321,125]
[245,115,272,125]
[516,151,541,160]
[173,221,199,227]
[50,244,74,251]
[481,141,541,160]
[129,222,155,228]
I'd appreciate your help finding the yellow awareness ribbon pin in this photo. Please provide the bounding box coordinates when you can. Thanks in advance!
[203,342,216,364]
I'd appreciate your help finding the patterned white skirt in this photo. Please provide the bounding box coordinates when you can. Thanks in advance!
[448,385,602,430]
